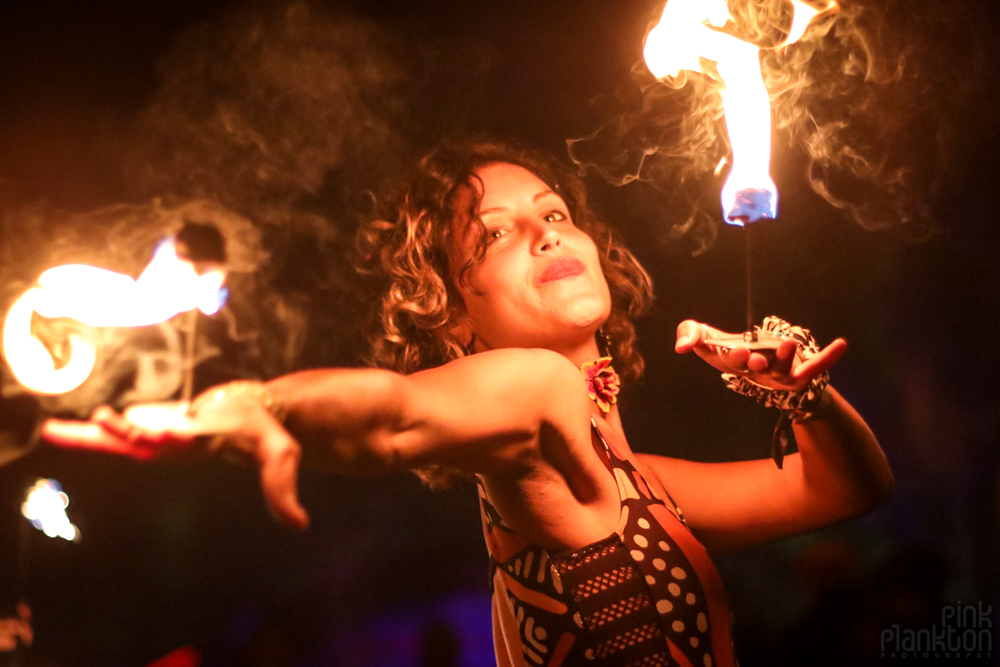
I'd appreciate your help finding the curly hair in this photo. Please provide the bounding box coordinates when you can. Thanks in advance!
[357,140,653,488]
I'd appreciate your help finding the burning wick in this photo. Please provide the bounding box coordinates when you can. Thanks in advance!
[643,0,836,341]
[119,223,231,433]
[173,222,228,408]
[1,224,228,397]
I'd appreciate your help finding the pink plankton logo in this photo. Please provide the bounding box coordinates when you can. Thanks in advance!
[881,602,994,660]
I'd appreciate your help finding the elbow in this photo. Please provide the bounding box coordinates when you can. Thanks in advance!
[847,463,895,519]
[322,427,403,477]
[360,431,406,476]
[322,371,411,477]
[871,466,895,509]
[862,442,895,513]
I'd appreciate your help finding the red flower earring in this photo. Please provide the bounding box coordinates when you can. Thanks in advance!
[580,342,620,415]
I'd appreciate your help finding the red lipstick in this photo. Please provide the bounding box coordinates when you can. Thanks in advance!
[539,257,586,284]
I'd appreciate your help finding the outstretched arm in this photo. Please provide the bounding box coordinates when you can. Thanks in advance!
[43,348,592,528]
[265,347,590,477]
[637,321,893,553]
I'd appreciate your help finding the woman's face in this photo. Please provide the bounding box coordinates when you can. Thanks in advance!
[451,162,611,353]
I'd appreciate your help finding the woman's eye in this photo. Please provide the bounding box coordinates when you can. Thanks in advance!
[487,228,507,242]
[544,210,568,223]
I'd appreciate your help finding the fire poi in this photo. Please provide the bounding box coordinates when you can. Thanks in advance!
[2,229,227,421]
[644,0,836,334]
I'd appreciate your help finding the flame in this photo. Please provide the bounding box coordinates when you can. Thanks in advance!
[778,0,839,47]
[2,240,226,395]
[21,479,79,541]
[644,0,834,225]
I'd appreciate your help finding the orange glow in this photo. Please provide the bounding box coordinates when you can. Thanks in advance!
[124,403,203,433]
[2,240,226,395]
[643,0,836,223]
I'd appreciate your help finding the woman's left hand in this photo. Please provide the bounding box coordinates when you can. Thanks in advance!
[41,395,309,530]
[674,319,846,392]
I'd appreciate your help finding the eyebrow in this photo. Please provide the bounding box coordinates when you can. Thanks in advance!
[479,190,560,216]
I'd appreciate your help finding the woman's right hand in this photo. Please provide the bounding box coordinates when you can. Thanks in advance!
[42,396,309,530]
[674,319,846,393]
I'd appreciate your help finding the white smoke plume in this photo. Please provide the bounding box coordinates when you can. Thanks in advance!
[0,1,469,417]
[568,0,996,253]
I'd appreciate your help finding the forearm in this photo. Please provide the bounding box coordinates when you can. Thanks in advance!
[792,385,894,517]
[264,368,408,475]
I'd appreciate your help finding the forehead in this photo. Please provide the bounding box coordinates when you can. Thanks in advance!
[475,162,553,208]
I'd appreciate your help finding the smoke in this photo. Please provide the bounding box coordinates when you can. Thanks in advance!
[125,2,408,209]
[0,0,456,416]
[569,0,990,252]
[118,0,493,376]
[121,1,419,375]
[0,198,266,415]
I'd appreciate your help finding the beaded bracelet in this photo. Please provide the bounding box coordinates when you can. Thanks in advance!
[190,380,288,424]
[720,316,829,469]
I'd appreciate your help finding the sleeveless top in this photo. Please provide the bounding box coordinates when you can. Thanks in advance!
[477,418,737,667]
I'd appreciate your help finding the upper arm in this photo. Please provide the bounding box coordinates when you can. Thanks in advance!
[636,452,869,553]
[384,348,592,476]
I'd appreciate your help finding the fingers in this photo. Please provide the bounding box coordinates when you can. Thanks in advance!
[724,347,752,370]
[772,339,798,376]
[46,404,309,531]
[92,405,137,441]
[675,320,707,353]
[41,419,156,459]
[42,404,198,461]
[745,350,770,373]
[677,320,845,391]
[257,434,309,530]
[792,338,847,382]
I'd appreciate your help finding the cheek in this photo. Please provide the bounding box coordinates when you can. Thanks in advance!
[573,233,610,291]
[461,257,535,325]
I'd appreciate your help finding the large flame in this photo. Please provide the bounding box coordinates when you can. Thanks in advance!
[22,478,79,541]
[644,0,835,225]
[2,240,226,395]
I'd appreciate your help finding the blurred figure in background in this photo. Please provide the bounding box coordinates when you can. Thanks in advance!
[0,602,32,652]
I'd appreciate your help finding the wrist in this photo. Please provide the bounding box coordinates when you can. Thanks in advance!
[720,316,832,468]
[194,381,288,424]
[793,385,842,424]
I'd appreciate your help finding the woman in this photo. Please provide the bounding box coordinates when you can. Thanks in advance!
[44,141,893,667]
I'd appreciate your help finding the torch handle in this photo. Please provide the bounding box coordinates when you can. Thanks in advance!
[744,223,756,342]
[181,310,198,404]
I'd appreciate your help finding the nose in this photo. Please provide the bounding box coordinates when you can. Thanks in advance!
[528,217,560,254]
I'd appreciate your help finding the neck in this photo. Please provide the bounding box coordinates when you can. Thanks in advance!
[471,329,604,368]
[555,333,604,369]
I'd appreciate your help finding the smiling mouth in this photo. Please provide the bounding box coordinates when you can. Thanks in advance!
[539,257,586,283]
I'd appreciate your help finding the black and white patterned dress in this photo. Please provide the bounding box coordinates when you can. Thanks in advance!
[479,417,737,667]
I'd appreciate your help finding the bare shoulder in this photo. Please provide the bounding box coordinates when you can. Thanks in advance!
[496,348,591,431]
[463,349,603,490]
[444,347,584,385]
[424,347,591,423]
[391,348,593,476]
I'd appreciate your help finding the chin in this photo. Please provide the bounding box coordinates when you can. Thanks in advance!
[559,298,609,331]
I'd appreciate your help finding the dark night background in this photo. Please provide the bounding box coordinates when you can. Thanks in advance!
[0,0,997,665]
